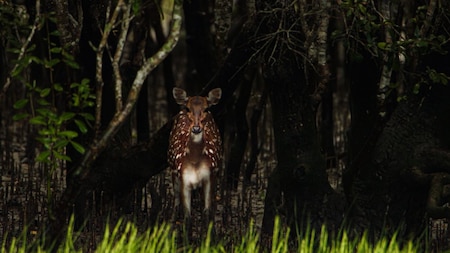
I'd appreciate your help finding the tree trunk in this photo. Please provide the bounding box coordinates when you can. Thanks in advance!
[246,0,346,237]
[347,85,450,238]
[225,69,253,189]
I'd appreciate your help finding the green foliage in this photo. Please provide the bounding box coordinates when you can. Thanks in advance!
[271,217,289,253]
[339,1,448,58]
[233,220,260,253]
[131,0,142,15]
[338,0,450,98]
[13,79,94,163]
[412,67,450,95]
[10,8,95,163]
[1,217,421,253]
[12,77,94,214]
[0,4,30,46]
[95,220,176,253]
[8,10,95,211]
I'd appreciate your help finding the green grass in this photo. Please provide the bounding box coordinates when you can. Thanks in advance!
[1,217,420,253]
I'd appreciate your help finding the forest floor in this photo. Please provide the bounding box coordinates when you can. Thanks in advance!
[0,119,275,251]
[1,117,449,251]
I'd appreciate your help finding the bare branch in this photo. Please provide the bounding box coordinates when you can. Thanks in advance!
[310,0,331,104]
[377,0,394,118]
[72,0,183,178]
[316,0,329,67]
[95,0,125,134]
[112,3,132,112]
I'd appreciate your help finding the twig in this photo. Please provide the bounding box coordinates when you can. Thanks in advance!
[95,0,125,135]
[112,2,131,112]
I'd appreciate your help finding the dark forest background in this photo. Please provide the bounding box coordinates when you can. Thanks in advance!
[1,0,450,251]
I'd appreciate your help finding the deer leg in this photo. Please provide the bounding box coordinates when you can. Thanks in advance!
[202,174,216,239]
[171,173,182,221]
[203,175,214,226]
[180,180,193,240]
[181,181,192,219]
[204,176,211,212]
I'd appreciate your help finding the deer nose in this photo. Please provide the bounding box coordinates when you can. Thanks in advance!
[192,125,202,134]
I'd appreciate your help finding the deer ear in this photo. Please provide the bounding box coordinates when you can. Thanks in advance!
[207,88,222,106]
[173,87,188,105]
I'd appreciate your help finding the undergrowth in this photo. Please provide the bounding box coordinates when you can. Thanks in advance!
[1,217,420,253]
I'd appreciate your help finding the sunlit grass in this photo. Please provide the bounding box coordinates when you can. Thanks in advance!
[2,216,421,253]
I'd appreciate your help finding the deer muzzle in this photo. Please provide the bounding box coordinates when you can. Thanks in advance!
[192,125,202,134]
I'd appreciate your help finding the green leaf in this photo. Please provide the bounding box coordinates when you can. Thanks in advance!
[36,108,53,117]
[53,83,63,92]
[37,98,51,106]
[36,150,51,162]
[358,4,367,14]
[81,78,90,86]
[60,112,76,121]
[36,137,51,147]
[53,151,71,161]
[13,113,29,121]
[74,119,88,133]
[50,47,62,53]
[7,47,21,54]
[11,63,25,77]
[132,0,142,15]
[38,129,52,136]
[30,56,43,65]
[13,98,29,109]
[416,40,428,48]
[413,82,421,94]
[54,139,69,149]
[44,58,61,68]
[40,88,51,97]
[377,42,387,50]
[27,44,36,52]
[63,58,80,69]
[71,95,80,107]
[50,29,60,36]
[62,50,75,61]
[30,116,47,125]
[70,141,86,154]
[58,130,78,138]
[79,113,95,121]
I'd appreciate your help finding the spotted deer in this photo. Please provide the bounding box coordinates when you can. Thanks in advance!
[168,87,222,222]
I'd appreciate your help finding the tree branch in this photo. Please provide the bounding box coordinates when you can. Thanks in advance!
[311,0,331,105]
[420,0,437,37]
[112,2,131,112]
[377,0,394,119]
[95,0,125,134]
[73,0,183,179]
[51,0,79,53]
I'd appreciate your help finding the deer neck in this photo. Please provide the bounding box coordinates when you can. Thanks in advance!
[186,132,205,163]
[191,130,203,143]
